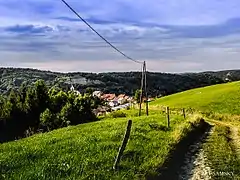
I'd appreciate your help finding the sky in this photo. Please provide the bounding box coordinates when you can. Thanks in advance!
[0,0,240,73]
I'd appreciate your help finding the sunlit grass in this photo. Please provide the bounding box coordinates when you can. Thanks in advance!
[203,125,240,180]
[151,81,240,115]
[4,81,240,179]
[0,111,200,179]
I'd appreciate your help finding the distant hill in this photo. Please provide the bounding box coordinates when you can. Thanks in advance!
[1,67,240,96]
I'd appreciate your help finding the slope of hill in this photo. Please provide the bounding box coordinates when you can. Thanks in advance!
[2,67,240,97]
[152,81,240,115]
[152,82,240,179]
[1,81,240,179]
[0,112,203,179]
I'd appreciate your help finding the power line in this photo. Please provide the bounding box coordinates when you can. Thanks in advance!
[60,0,143,64]
[60,0,150,116]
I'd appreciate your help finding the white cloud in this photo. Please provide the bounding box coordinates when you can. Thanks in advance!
[1,0,240,72]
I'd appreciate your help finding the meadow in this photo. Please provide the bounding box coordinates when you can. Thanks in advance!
[0,111,203,179]
[1,81,240,179]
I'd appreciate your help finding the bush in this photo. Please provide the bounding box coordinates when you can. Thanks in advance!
[110,111,127,118]
[40,108,59,131]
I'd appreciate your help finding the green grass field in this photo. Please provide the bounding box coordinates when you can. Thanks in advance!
[151,81,240,115]
[2,81,240,179]
[0,112,202,180]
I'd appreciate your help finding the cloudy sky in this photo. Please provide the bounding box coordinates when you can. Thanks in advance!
[0,0,240,72]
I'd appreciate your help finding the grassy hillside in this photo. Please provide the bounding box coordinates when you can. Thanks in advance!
[152,81,240,115]
[0,112,203,180]
[2,81,240,179]
[151,81,240,179]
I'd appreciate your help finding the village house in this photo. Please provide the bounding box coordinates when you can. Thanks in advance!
[109,98,119,107]
[117,94,128,104]
[93,106,111,116]
[101,94,116,101]
[96,92,135,110]
[92,91,102,98]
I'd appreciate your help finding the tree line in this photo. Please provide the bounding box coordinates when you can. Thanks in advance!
[2,67,238,97]
[0,80,102,143]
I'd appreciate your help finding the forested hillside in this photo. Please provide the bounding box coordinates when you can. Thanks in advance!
[1,67,240,97]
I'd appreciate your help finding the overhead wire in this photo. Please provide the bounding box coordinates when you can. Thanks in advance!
[60,0,149,116]
[60,0,143,64]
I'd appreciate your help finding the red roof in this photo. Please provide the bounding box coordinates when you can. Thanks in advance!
[107,94,116,100]
[102,94,116,101]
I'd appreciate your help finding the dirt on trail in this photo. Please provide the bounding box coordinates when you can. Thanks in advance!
[178,127,213,180]
[230,127,240,157]
[149,120,213,180]
[178,120,240,180]
[149,119,240,180]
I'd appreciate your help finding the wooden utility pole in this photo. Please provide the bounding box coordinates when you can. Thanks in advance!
[138,61,149,116]
[144,61,149,116]
[139,62,145,116]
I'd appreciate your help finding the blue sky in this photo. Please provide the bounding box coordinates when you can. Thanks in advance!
[1,0,240,72]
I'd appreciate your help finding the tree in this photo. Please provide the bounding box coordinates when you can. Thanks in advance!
[85,87,94,95]
[59,103,74,126]
[4,89,26,140]
[134,89,142,103]
[19,82,27,103]
[24,80,49,131]
[40,108,61,131]
[35,80,49,113]
[49,90,68,113]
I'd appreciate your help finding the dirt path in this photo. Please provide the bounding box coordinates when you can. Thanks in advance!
[178,127,213,180]
[151,119,239,180]
[230,127,240,157]
[152,121,213,180]
[175,120,240,180]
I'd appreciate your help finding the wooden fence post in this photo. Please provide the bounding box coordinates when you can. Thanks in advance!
[113,120,132,170]
[183,108,186,119]
[166,107,170,128]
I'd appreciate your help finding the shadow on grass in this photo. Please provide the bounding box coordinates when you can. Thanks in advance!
[149,123,170,132]
[147,119,213,180]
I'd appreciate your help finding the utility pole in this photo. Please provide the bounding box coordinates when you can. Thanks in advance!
[139,61,149,116]
[144,61,149,116]
[139,62,145,116]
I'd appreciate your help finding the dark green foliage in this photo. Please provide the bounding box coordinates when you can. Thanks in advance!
[2,67,239,98]
[134,89,142,103]
[0,80,99,143]
[85,87,93,95]
[40,109,61,131]
[110,111,127,118]
[49,90,68,113]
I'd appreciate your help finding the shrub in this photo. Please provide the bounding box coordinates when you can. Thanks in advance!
[110,111,127,118]
[40,108,58,131]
